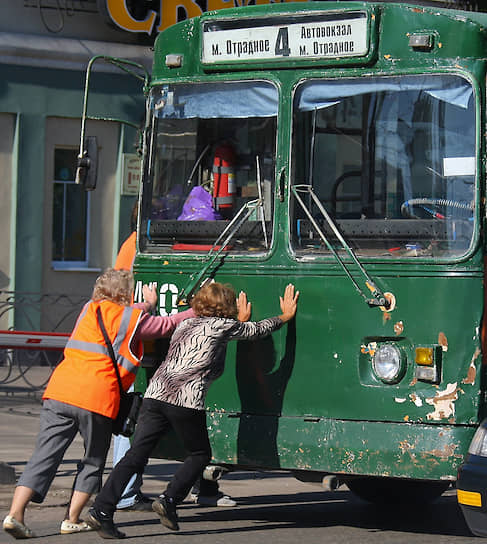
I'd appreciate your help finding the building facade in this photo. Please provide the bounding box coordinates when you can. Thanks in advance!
[0,1,151,331]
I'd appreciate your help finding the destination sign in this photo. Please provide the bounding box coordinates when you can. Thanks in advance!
[202,12,368,64]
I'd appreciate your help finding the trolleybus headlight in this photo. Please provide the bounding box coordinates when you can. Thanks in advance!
[372,344,405,384]
[468,420,487,457]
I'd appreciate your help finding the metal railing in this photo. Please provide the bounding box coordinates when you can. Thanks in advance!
[0,290,86,391]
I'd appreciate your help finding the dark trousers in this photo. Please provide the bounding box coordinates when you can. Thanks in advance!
[94,398,211,515]
[192,476,219,496]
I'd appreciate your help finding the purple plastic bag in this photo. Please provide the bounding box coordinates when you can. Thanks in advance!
[178,186,222,221]
[151,184,184,219]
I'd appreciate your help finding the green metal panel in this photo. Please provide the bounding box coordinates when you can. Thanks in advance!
[208,413,474,480]
[134,260,483,479]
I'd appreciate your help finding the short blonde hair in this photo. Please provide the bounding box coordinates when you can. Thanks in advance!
[92,268,134,306]
[191,282,237,319]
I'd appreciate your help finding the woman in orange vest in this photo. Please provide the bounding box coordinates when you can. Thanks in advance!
[3,268,194,540]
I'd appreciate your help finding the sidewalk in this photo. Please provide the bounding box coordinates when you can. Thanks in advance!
[0,389,181,511]
[0,388,306,539]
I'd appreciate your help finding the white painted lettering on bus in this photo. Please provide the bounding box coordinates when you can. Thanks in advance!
[134,280,179,315]
[159,283,179,316]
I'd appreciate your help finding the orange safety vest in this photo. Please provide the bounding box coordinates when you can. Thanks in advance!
[114,231,136,271]
[43,299,143,419]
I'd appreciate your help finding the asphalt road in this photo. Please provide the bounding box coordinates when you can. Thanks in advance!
[0,391,477,544]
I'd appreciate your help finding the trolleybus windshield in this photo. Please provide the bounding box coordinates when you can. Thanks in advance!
[291,73,476,260]
[141,80,278,254]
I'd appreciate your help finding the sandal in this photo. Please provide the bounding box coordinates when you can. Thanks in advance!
[60,519,93,534]
[3,515,36,539]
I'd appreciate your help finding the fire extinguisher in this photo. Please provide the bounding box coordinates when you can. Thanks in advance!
[213,144,236,211]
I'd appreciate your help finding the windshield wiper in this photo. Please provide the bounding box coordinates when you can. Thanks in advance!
[292,184,392,310]
[177,198,263,303]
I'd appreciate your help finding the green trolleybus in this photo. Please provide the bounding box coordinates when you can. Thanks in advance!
[78,0,487,513]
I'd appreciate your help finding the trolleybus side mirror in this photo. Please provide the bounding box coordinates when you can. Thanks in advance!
[75,136,98,191]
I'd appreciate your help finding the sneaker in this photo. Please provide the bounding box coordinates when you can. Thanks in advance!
[3,515,36,539]
[196,493,237,507]
[117,494,153,512]
[86,507,125,540]
[60,519,93,534]
[152,495,179,531]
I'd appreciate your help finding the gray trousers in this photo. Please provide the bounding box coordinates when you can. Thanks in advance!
[18,398,113,503]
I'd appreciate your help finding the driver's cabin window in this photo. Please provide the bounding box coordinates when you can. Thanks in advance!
[141,81,278,254]
[291,74,475,260]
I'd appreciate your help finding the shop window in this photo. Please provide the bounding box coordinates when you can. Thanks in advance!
[52,148,90,266]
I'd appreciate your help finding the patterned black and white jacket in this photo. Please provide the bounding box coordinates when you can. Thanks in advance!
[144,315,282,410]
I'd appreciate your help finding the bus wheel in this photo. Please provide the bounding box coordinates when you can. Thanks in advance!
[346,477,450,504]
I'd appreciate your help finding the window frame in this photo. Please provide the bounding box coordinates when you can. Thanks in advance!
[51,146,91,269]
[289,72,478,263]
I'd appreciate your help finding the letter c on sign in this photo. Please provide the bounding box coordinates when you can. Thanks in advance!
[159,283,179,316]
[105,0,157,34]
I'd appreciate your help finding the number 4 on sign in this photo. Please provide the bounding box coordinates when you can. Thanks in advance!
[275,27,291,56]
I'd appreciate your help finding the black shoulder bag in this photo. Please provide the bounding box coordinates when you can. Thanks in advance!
[96,306,142,437]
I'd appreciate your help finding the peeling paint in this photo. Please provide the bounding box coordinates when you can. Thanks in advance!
[409,393,423,407]
[426,382,460,421]
[394,321,404,335]
[426,443,458,460]
[360,342,377,356]
[395,397,407,403]
[438,332,448,352]
[399,440,415,454]
[462,348,480,385]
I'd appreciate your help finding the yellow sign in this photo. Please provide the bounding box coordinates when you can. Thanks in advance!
[104,0,308,33]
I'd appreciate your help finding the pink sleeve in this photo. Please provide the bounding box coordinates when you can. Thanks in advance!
[134,308,195,340]
[133,302,151,313]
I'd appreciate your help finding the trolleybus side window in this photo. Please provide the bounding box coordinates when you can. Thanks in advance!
[291,74,475,259]
[140,80,278,253]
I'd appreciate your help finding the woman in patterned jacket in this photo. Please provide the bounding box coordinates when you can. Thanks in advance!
[88,281,299,539]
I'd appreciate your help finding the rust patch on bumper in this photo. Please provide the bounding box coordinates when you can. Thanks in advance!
[425,443,459,460]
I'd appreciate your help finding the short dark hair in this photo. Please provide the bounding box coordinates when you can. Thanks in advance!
[191,282,237,319]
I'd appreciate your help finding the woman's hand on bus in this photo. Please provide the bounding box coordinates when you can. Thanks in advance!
[142,283,158,310]
[237,291,251,322]
[279,284,299,323]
